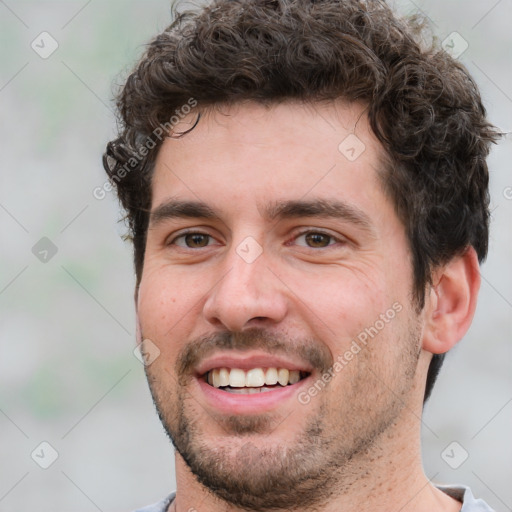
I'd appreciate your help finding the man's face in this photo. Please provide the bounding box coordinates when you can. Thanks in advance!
[137,101,424,510]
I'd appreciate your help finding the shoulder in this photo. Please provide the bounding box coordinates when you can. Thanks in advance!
[436,485,495,512]
[131,492,176,512]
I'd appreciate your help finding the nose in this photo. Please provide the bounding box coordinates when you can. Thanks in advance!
[202,245,288,332]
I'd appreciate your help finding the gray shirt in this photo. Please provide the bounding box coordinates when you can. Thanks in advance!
[133,485,495,511]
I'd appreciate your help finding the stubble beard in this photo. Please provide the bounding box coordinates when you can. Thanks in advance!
[144,325,421,511]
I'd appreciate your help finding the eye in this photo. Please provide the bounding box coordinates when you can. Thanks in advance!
[294,231,339,248]
[170,232,216,248]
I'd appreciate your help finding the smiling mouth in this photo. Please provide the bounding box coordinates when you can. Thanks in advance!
[203,367,310,394]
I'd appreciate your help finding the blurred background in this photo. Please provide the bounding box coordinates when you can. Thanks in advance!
[0,1,510,511]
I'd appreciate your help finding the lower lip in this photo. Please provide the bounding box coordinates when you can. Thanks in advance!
[196,376,309,415]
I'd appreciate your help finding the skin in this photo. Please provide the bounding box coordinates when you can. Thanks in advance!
[136,100,479,512]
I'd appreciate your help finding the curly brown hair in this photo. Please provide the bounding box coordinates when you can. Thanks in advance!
[103,0,500,401]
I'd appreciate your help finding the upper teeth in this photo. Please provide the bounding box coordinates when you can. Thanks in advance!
[207,367,301,388]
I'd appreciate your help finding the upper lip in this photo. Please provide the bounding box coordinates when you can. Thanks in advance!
[195,351,314,376]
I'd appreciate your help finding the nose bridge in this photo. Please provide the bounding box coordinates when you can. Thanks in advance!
[203,239,287,330]
[218,241,271,304]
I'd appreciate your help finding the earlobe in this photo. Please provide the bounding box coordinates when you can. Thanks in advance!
[135,314,143,344]
[422,247,481,355]
[134,287,142,344]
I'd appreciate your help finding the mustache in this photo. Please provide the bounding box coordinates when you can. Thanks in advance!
[176,328,334,380]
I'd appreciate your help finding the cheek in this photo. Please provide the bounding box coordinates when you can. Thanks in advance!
[283,264,397,342]
[318,305,418,409]
[136,266,200,345]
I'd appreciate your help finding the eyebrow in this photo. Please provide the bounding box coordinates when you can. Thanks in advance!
[150,199,220,226]
[263,199,375,234]
[150,198,375,234]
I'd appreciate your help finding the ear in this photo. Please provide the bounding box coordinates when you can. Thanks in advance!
[422,247,481,354]
[134,286,142,344]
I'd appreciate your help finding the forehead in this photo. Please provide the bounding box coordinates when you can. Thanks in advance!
[151,100,389,216]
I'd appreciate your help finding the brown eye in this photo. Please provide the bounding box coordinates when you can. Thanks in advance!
[183,233,210,248]
[304,232,333,248]
[170,232,214,248]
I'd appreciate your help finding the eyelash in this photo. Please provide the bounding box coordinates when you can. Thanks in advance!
[291,229,341,248]
[168,229,344,249]
[169,230,219,249]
